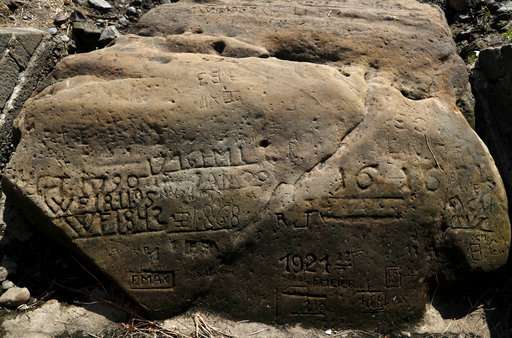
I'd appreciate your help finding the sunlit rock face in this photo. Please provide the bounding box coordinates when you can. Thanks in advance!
[3,0,509,331]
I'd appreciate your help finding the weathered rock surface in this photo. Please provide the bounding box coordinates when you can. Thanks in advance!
[0,301,490,338]
[0,267,7,282]
[0,287,29,307]
[1,280,14,290]
[135,0,475,126]
[88,0,113,11]
[0,299,127,338]
[0,28,66,171]
[472,44,512,211]
[2,0,510,330]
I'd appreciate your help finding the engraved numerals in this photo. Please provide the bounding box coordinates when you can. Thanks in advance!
[279,254,330,274]
[358,292,385,312]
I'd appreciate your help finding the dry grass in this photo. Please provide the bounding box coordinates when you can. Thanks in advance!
[416,304,490,337]
[192,314,234,338]
[106,318,189,338]
[102,314,237,338]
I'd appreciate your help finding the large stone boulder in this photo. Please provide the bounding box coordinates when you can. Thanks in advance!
[135,0,475,126]
[2,0,509,330]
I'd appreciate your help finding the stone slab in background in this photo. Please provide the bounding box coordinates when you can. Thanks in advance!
[2,0,510,331]
[135,0,475,126]
[0,27,66,171]
[472,45,512,212]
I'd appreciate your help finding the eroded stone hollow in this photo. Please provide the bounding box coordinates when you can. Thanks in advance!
[2,0,510,330]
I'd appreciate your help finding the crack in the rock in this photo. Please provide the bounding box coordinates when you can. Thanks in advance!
[292,72,375,187]
[8,50,24,71]
[292,118,365,187]
[260,181,287,211]
[0,36,13,60]
[230,73,375,257]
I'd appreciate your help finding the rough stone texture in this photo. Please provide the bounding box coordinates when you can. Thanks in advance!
[472,45,512,214]
[0,299,126,338]
[88,0,113,11]
[0,302,490,338]
[0,28,66,171]
[158,306,491,338]
[1,280,14,290]
[0,287,29,307]
[0,267,7,282]
[135,0,475,126]
[2,1,510,331]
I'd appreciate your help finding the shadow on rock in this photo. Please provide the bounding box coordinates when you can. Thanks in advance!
[0,194,134,323]
[430,266,512,337]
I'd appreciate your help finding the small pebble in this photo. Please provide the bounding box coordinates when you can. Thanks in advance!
[88,0,113,10]
[48,27,58,35]
[118,16,129,26]
[126,6,137,16]
[2,280,14,290]
[54,12,69,25]
[99,25,120,43]
[0,287,30,308]
[70,10,87,22]
[16,304,30,311]
[498,2,512,14]
[27,297,37,305]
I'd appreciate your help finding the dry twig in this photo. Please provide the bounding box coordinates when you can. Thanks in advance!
[193,314,234,338]
[116,318,191,338]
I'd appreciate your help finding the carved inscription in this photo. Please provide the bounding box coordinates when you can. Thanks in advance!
[5,22,508,328]
[359,292,385,312]
[467,233,507,263]
[274,198,405,230]
[279,253,330,274]
[130,271,175,290]
[167,204,240,233]
[385,267,401,288]
[445,181,497,232]
[36,142,272,239]
[196,69,241,109]
[140,246,160,262]
[149,146,258,174]
[277,289,327,318]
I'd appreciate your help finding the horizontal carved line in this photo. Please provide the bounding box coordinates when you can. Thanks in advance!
[289,312,326,317]
[328,196,405,201]
[281,291,327,299]
[129,288,176,291]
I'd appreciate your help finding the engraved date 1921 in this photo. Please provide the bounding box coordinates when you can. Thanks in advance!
[279,253,330,274]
